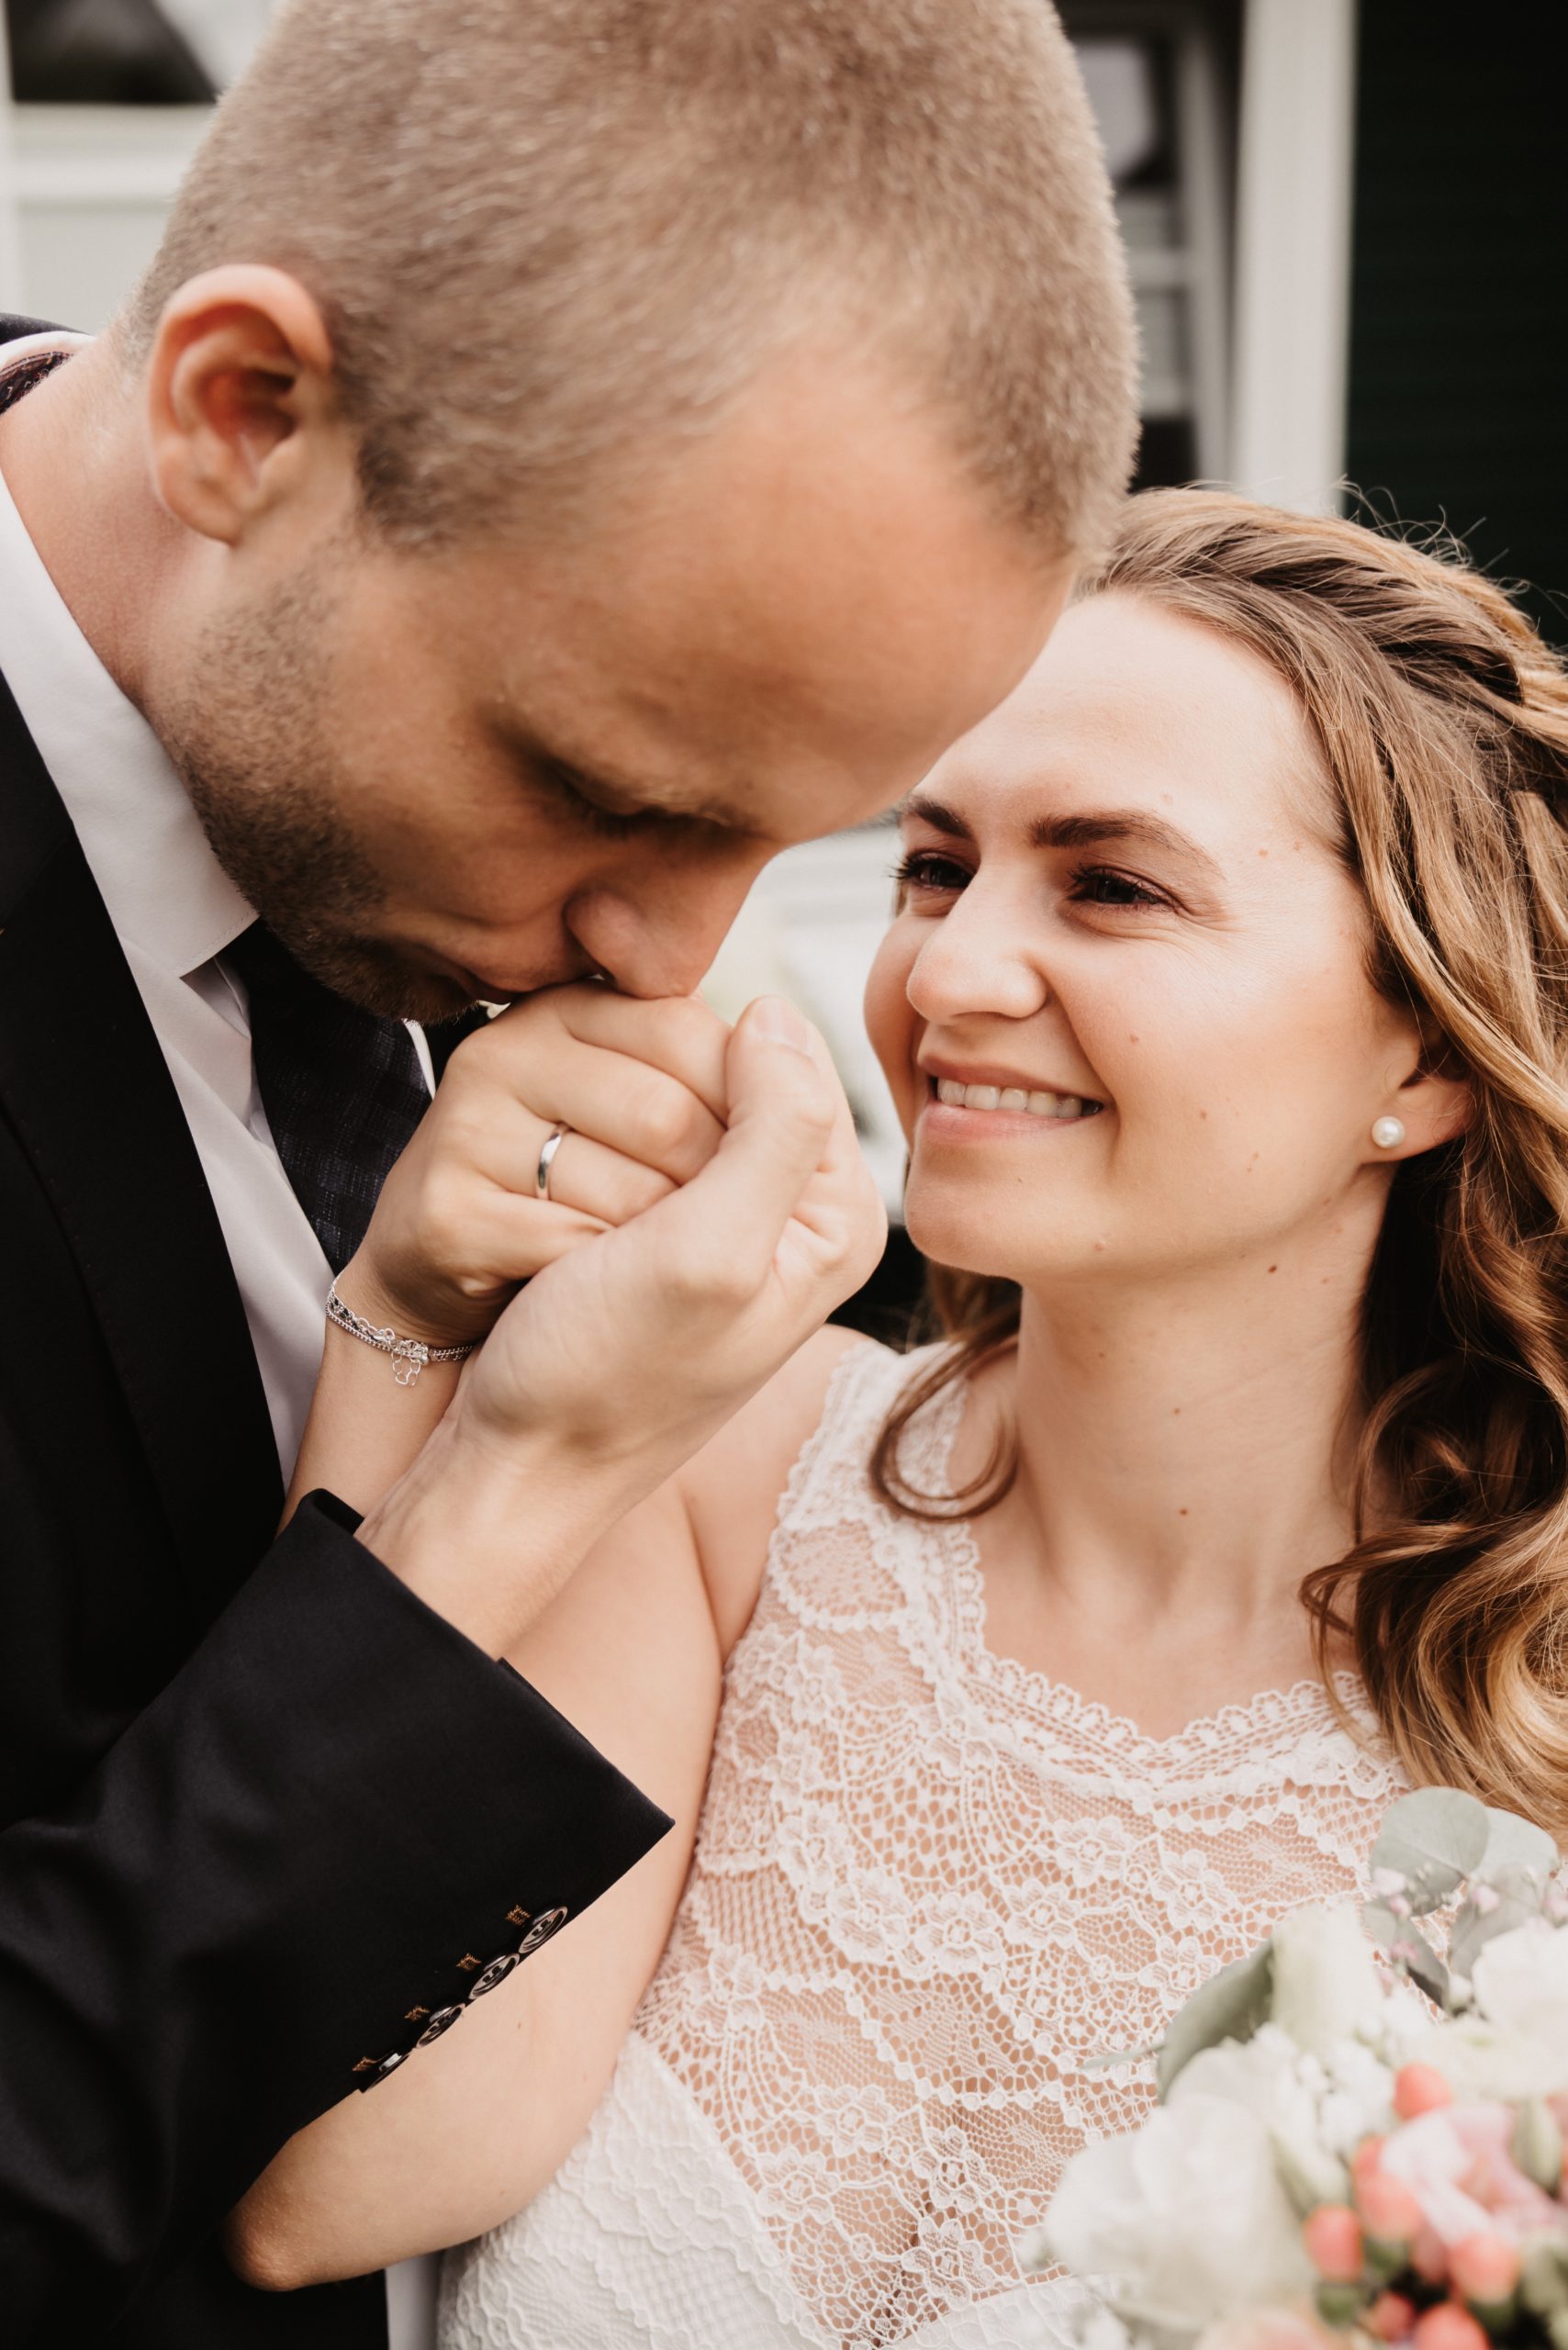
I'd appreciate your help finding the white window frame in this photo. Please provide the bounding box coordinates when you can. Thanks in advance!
[1230,0,1359,512]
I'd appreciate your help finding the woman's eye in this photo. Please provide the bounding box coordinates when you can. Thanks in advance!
[891,849,971,896]
[1068,864,1167,911]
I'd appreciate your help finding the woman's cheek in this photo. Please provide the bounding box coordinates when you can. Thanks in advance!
[863,928,922,1129]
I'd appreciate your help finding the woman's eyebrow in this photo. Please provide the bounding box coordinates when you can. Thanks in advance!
[1030,809,1222,879]
[902,793,1222,882]
[900,793,973,838]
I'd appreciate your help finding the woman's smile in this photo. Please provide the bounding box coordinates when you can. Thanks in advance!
[920,1071,1107,1131]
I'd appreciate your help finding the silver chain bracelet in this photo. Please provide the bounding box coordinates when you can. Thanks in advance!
[325,1281,476,1387]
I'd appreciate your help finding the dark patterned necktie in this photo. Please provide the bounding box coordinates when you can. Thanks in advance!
[225,923,434,1274]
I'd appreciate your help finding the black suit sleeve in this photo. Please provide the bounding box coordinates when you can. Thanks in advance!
[0,1493,671,2343]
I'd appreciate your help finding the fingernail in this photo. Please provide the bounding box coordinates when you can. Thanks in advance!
[749,994,813,1056]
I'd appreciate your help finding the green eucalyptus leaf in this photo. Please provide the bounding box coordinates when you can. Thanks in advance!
[1316,2282,1368,2330]
[1450,1867,1548,1983]
[1079,2041,1159,2074]
[1512,2099,1565,2194]
[1369,1788,1491,1915]
[1479,1807,1562,1883]
[1271,2127,1350,2219]
[1522,2243,1568,2317]
[1155,1940,1274,2099]
[1363,1901,1451,2006]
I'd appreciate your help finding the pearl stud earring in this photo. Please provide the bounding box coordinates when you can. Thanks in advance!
[1371,1115,1406,1150]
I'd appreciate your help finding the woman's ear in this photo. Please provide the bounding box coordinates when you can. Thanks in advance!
[1367,1041,1473,1164]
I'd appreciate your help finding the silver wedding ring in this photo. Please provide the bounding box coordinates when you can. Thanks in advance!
[535,1121,570,1201]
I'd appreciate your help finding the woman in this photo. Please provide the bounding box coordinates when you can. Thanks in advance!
[230,492,1568,2346]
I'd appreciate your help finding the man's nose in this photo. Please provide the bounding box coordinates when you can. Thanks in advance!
[565,858,768,1000]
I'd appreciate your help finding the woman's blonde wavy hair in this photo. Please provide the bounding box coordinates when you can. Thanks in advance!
[872,488,1568,1836]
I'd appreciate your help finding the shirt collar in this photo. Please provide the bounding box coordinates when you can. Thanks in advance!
[0,341,255,979]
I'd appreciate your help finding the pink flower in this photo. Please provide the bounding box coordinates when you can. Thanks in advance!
[1302,2206,1363,2282]
[1379,2102,1568,2248]
[1393,2065,1453,2121]
[1366,2291,1418,2342]
[1411,2307,1489,2350]
[1448,2232,1521,2303]
[1194,2309,1338,2350]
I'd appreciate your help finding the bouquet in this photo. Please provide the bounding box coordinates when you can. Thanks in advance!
[1025,1789,1568,2350]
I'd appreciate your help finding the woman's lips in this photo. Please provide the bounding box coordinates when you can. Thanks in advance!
[924,1074,1105,1123]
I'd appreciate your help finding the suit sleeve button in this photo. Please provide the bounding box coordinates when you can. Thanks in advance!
[516,1905,569,1956]
[468,1952,521,1999]
[415,2003,465,2048]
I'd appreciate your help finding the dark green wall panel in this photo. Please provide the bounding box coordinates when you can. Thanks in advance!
[1346,5,1568,641]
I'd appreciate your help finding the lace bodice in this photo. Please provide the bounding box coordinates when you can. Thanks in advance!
[441,1340,1407,2350]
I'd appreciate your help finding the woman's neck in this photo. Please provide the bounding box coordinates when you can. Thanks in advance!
[961,1223,1374,1726]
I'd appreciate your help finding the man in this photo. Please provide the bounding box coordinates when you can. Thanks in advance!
[0,0,1136,2341]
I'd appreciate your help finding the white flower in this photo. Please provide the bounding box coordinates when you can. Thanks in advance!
[1077,2307,1137,2350]
[1195,2313,1333,2350]
[1377,2100,1567,2246]
[1169,2026,1357,2210]
[1270,1903,1385,2059]
[1040,2093,1314,2344]
[1398,2013,1568,2102]
[1317,2040,1400,2159]
[1472,1921,1568,2076]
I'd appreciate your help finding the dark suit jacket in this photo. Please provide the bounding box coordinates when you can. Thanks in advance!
[0,318,670,2344]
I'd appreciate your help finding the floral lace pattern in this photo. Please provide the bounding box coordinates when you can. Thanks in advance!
[442,1341,1407,2350]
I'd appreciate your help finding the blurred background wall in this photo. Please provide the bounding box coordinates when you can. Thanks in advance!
[3,0,1562,1330]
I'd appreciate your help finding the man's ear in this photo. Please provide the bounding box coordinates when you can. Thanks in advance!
[144,265,351,544]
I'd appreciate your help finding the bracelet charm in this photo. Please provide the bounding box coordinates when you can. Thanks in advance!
[325,1282,476,1385]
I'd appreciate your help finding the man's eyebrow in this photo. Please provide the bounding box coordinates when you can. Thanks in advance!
[532,746,748,832]
[902,792,1220,880]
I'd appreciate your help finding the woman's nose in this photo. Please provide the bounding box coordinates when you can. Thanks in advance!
[904,892,1052,1024]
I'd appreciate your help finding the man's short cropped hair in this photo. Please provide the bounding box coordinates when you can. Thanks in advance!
[125,0,1139,558]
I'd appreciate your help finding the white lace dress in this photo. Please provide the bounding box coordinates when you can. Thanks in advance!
[440,1340,1406,2350]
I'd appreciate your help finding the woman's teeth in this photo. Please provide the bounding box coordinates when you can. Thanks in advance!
[933,1079,1101,1120]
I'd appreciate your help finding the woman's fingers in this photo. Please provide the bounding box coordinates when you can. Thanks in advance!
[454,1035,726,1188]
[545,986,732,1122]
[510,1118,678,1228]
[356,989,736,1348]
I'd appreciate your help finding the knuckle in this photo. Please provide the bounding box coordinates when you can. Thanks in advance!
[665,992,726,1051]
[622,1166,677,1220]
[666,1245,755,1315]
[637,1080,700,1167]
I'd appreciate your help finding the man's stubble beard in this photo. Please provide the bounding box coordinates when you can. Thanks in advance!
[154,557,474,1025]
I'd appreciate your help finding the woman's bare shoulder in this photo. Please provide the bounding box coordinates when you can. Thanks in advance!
[680,1325,890,1654]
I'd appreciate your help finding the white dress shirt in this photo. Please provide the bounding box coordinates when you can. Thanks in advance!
[0,337,436,2347]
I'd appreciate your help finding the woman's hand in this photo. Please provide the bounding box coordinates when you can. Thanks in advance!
[361,992,886,1655]
[338,984,734,1348]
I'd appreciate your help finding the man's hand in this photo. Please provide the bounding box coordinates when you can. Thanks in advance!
[341,986,734,1348]
[360,993,886,1654]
